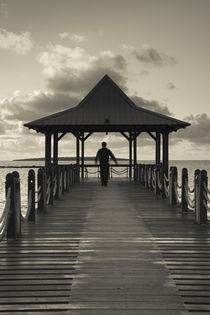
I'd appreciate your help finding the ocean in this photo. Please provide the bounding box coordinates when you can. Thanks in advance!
[0,160,209,216]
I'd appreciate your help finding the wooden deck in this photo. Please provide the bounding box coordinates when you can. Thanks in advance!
[0,179,210,314]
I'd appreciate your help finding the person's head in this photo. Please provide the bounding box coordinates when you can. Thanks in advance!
[102,141,107,148]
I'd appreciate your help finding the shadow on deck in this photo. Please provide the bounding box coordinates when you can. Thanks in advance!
[0,178,209,314]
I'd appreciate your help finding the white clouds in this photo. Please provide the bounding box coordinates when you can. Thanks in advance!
[59,32,87,43]
[37,44,127,94]
[0,28,34,54]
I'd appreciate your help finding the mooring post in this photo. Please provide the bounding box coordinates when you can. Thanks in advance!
[49,166,54,205]
[160,166,166,199]
[6,173,21,239]
[66,166,70,191]
[169,167,177,205]
[195,170,208,224]
[154,165,160,195]
[37,168,47,212]
[28,169,36,223]
[181,168,188,212]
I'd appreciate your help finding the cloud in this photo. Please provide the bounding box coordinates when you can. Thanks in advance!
[175,113,210,145]
[131,95,173,116]
[0,28,34,54]
[37,45,127,95]
[167,82,176,90]
[134,44,176,67]
[1,90,79,122]
[59,32,87,43]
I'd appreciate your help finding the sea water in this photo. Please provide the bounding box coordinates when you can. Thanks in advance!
[0,160,209,216]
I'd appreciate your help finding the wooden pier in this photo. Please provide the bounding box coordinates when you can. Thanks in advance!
[1,175,210,314]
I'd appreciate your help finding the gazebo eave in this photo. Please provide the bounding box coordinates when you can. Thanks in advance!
[29,124,186,134]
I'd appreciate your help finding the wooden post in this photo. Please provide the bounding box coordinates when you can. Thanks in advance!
[28,169,36,222]
[37,168,46,212]
[195,170,208,224]
[45,130,51,169]
[129,132,132,179]
[6,173,21,239]
[76,134,80,165]
[181,168,188,212]
[49,166,54,205]
[81,133,84,179]
[162,131,169,177]
[155,165,160,195]
[169,167,177,205]
[156,132,160,164]
[53,132,58,167]
[133,133,137,179]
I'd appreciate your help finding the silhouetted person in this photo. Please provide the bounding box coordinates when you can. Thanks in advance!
[95,142,118,186]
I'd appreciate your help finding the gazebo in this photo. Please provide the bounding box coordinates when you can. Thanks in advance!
[24,74,190,178]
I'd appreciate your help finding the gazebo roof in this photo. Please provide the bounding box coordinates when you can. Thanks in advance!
[24,74,190,133]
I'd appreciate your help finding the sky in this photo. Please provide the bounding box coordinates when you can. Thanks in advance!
[0,0,209,161]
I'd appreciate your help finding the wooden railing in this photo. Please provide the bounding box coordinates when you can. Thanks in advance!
[135,164,210,224]
[0,164,79,241]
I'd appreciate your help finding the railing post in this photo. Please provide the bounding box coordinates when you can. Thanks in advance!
[195,170,208,224]
[61,166,65,194]
[37,168,47,212]
[154,165,160,195]
[169,166,177,205]
[28,169,36,222]
[49,166,54,205]
[66,166,70,191]
[6,173,21,239]
[181,168,188,212]
[160,166,166,199]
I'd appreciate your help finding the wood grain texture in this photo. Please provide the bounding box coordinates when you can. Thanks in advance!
[0,178,209,313]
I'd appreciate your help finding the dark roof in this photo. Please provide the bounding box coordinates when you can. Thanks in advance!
[24,74,190,133]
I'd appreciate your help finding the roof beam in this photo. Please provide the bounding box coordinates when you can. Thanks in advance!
[58,132,67,141]
[84,132,93,141]
[120,132,129,141]
[147,132,156,141]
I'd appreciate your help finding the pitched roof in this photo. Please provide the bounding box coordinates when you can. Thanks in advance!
[24,74,190,133]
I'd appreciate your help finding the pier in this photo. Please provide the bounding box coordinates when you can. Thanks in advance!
[1,74,209,313]
[0,164,210,314]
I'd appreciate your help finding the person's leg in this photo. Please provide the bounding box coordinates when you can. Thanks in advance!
[104,164,109,186]
[100,164,105,185]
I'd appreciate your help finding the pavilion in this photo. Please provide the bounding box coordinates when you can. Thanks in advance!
[24,74,190,178]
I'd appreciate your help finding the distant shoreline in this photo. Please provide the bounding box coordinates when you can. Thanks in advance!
[13,157,128,162]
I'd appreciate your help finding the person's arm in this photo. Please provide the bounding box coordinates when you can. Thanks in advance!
[95,150,99,163]
[108,149,118,164]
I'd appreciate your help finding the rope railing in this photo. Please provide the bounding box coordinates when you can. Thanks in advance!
[0,164,79,241]
[111,167,128,177]
[136,163,210,225]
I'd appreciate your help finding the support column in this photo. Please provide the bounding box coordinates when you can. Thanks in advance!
[133,132,137,166]
[129,132,132,179]
[45,130,51,169]
[156,132,161,165]
[162,131,169,176]
[53,132,58,167]
[76,133,80,165]
[81,133,84,179]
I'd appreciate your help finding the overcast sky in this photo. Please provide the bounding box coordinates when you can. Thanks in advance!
[0,0,209,161]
